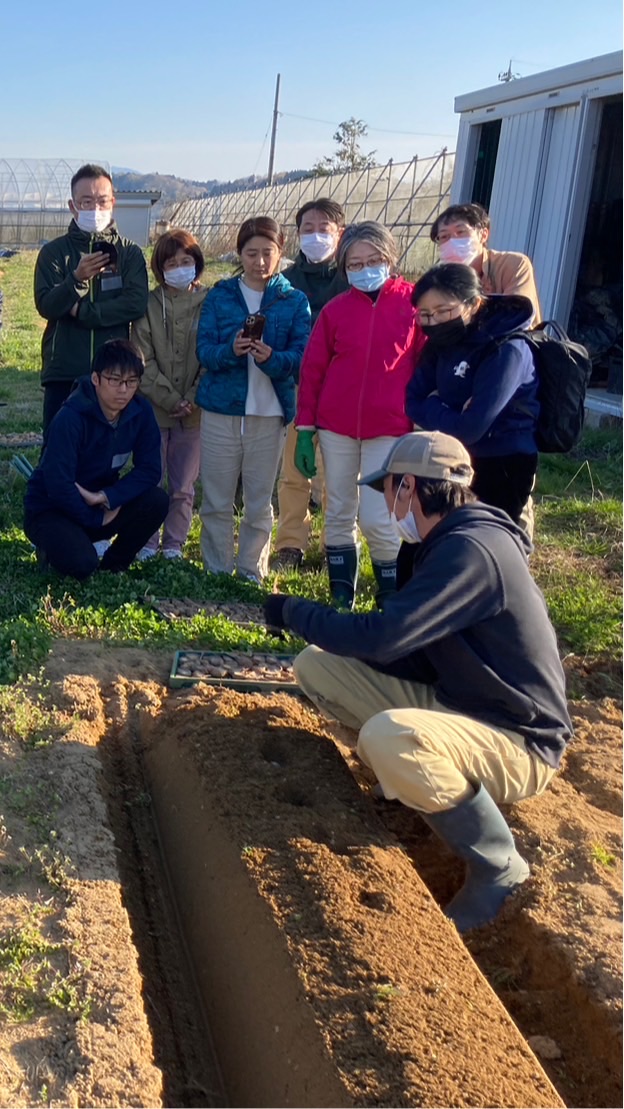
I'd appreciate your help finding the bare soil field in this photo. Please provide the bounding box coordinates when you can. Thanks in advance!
[0,641,620,1108]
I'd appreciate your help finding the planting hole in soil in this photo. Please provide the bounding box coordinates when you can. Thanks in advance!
[3,642,619,1108]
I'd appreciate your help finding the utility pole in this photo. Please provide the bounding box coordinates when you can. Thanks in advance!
[267,73,281,185]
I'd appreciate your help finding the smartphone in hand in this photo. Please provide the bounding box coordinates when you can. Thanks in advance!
[241,313,266,341]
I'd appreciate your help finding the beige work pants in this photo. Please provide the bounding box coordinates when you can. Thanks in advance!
[294,646,555,813]
[275,419,324,552]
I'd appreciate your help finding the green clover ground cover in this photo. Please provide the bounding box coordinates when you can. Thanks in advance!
[0,250,621,684]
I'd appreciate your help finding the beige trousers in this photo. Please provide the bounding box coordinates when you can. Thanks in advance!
[294,646,555,813]
[199,411,285,578]
[275,419,324,552]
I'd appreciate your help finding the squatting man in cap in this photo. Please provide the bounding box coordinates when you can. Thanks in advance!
[264,430,572,933]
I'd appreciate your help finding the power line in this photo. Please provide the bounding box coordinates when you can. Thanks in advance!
[279,111,455,138]
[252,119,272,177]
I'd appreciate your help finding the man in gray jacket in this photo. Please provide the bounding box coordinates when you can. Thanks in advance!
[263,430,572,933]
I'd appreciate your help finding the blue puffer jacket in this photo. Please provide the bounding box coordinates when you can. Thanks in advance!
[406,295,539,458]
[195,273,311,424]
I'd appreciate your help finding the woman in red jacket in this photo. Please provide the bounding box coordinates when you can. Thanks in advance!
[295,221,425,608]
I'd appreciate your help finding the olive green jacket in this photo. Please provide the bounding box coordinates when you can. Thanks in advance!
[134,285,208,429]
[34,219,148,384]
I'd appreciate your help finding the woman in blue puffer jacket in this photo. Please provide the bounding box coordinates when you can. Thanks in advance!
[196,216,310,581]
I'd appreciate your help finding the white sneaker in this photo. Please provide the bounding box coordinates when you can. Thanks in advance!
[162,549,183,560]
[93,539,112,558]
[136,546,157,562]
[237,570,262,585]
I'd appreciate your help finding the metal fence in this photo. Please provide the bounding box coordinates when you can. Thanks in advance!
[166,151,455,275]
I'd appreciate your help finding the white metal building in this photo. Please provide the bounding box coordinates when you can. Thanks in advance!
[451,52,622,328]
[114,190,161,247]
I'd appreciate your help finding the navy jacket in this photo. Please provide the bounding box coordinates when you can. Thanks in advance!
[406,295,539,458]
[282,503,572,768]
[24,377,162,528]
[195,273,311,423]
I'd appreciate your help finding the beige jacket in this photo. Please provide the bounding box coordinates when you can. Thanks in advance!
[480,249,541,322]
[134,285,208,429]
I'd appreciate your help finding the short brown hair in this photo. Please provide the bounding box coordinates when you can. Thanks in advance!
[151,229,205,284]
[236,216,284,254]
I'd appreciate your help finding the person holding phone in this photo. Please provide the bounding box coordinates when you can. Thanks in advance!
[195,216,310,582]
[34,164,148,436]
[133,229,207,559]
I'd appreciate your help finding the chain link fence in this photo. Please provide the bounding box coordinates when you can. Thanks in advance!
[166,151,455,276]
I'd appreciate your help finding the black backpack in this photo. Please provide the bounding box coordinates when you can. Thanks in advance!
[503,321,592,453]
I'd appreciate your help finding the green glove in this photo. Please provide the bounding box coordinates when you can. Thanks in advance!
[294,430,317,478]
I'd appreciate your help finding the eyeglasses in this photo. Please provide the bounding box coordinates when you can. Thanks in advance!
[417,304,463,325]
[345,255,385,272]
[74,198,114,210]
[100,375,140,389]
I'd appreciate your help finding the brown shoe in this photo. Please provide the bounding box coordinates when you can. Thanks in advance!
[272,547,303,571]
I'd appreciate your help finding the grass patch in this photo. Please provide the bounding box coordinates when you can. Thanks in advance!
[0,916,89,1023]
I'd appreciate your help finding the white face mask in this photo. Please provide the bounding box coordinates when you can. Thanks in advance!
[390,483,421,544]
[439,235,481,266]
[164,265,196,289]
[74,207,113,234]
[300,232,336,264]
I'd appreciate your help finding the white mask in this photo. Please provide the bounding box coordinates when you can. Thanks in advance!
[390,484,421,544]
[300,232,336,264]
[75,207,113,234]
[439,236,481,266]
[164,265,196,289]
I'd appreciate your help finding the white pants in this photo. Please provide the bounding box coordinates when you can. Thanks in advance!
[199,411,286,578]
[316,430,399,562]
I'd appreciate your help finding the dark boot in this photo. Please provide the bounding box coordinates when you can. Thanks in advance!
[325,544,359,609]
[422,784,530,933]
[372,559,397,610]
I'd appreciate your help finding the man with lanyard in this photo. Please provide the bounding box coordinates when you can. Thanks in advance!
[34,163,148,436]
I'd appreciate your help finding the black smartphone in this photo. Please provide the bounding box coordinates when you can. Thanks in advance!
[241,312,266,341]
[92,241,118,267]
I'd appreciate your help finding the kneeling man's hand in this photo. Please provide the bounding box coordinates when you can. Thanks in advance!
[75,483,108,507]
[102,506,120,526]
[264,593,289,633]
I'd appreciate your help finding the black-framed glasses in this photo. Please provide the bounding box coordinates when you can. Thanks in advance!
[100,375,140,389]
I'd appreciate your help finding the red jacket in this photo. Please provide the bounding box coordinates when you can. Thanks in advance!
[296,277,425,440]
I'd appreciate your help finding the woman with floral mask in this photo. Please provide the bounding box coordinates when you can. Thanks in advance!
[295,221,425,610]
[406,263,539,525]
[133,229,207,559]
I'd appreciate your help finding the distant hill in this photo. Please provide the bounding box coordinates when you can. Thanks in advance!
[111,167,314,220]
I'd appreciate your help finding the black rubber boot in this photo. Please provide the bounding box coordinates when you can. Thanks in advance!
[372,559,397,610]
[325,544,359,609]
[422,784,530,933]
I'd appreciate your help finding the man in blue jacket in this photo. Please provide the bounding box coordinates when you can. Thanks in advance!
[24,340,168,579]
[264,430,572,933]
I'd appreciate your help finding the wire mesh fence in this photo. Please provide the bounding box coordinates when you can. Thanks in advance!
[166,151,455,276]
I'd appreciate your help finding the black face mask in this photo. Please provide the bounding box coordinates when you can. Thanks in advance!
[421,316,469,348]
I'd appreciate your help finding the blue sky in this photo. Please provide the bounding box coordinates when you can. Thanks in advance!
[4,0,621,182]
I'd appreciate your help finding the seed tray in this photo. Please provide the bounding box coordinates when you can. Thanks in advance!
[150,597,265,624]
[169,649,298,693]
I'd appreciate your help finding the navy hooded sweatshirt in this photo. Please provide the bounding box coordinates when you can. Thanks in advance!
[282,503,572,768]
[24,376,161,529]
[406,295,539,457]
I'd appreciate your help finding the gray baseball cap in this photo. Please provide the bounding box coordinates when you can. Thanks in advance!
[358,431,474,492]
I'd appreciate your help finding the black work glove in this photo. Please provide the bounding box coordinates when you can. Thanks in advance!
[264,593,289,633]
